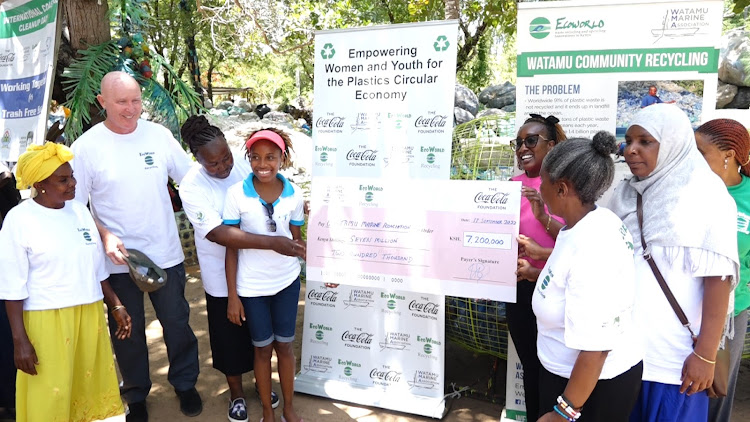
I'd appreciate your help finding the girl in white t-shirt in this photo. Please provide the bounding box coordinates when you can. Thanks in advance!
[224,128,306,422]
[532,132,643,422]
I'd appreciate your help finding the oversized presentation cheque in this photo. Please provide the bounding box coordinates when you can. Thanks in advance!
[307,177,521,301]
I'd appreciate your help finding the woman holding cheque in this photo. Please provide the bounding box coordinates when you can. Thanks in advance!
[532,132,643,422]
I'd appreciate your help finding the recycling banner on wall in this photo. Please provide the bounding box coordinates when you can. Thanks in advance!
[0,0,58,162]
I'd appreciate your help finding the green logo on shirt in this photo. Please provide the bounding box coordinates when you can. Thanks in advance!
[144,155,154,165]
[83,232,92,242]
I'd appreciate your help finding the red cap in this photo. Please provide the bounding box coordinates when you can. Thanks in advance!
[245,130,286,153]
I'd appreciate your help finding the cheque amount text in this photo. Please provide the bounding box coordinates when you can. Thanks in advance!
[463,232,512,250]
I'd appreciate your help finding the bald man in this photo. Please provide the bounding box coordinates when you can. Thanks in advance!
[70,72,201,422]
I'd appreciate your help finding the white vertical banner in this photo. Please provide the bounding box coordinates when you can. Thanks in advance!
[516,0,723,138]
[310,21,457,180]
[296,20,458,418]
[0,0,58,162]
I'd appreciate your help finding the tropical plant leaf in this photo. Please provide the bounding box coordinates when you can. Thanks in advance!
[62,41,121,142]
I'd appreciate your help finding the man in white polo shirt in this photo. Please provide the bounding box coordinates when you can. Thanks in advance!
[71,71,200,422]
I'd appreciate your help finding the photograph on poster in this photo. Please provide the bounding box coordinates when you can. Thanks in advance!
[616,80,704,137]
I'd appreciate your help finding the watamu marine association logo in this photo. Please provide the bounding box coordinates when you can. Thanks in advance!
[302,355,332,375]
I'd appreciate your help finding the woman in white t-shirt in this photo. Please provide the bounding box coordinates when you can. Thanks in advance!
[224,129,306,422]
[179,116,304,422]
[0,143,131,422]
[609,105,739,422]
[532,132,643,422]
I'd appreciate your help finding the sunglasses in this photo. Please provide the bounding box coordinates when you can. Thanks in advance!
[262,202,276,233]
[514,134,548,151]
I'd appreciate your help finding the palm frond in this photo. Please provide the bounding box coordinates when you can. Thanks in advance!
[62,41,121,142]
[142,79,180,137]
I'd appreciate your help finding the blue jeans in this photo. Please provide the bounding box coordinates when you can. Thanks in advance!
[107,263,199,404]
[240,277,301,347]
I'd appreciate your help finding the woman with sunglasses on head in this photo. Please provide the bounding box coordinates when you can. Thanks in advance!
[223,128,306,422]
[508,114,567,420]
[694,118,750,422]
[179,116,302,422]
[609,105,738,422]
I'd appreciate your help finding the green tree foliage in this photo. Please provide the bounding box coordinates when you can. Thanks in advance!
[62,0,203,142]
[195,0,516,105]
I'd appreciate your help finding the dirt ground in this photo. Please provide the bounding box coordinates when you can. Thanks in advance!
[136,265,503,422]
[3,264,739,422]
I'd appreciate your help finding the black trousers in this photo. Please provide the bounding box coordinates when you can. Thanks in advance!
[505,280,541,420]
[108,263,199,404]
[0,300,15,408]
[539,361,643,422]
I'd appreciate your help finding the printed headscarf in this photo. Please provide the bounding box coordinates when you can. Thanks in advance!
[16,142,74,190]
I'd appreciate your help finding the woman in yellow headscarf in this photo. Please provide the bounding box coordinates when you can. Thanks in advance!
[0,142,132,422]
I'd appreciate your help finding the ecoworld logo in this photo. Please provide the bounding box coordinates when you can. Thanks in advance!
[321,43,335,59]
[537,269,554,299]
[144,155,154,165]
[417,335,442,359]
[310,323,333,343]
[387,299,396,309]
[338,359,361,381]
[381,292,404,315]
[344,367,353,376]
[426,153,435,164]
[530,17,551,39]
[365,192,374,202]
[315,330,324,340]
[320,152,328,162]
[82,231,92,242]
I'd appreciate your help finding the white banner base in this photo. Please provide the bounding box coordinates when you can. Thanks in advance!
[294,375,447,419]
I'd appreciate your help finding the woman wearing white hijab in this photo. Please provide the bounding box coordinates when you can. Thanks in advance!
[609,104,739,422]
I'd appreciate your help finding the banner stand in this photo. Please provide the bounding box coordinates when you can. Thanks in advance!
[500,337,526,422]
[295,377,447,419]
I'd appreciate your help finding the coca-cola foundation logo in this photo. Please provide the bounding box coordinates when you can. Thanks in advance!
[474,192,510,204]
[307,288,339,308]
[414,115,448,128]
[346,149,377,161]
[0,52,16,64]
[341,329,374,350]
[409,299,440,320]
[370,367,402,387]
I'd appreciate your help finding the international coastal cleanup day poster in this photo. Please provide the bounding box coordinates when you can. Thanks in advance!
[0,0,58,162]
[502,2,724,421]
[516,0,722,139]
[296,21,460,418]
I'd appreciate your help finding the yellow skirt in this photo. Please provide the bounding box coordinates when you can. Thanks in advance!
[16,300,124,422]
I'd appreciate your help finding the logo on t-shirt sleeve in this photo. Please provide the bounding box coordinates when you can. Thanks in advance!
[738,212,750,235]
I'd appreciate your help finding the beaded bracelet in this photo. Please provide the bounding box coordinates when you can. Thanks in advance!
[553,405,576,421]
[556,395,581,420]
